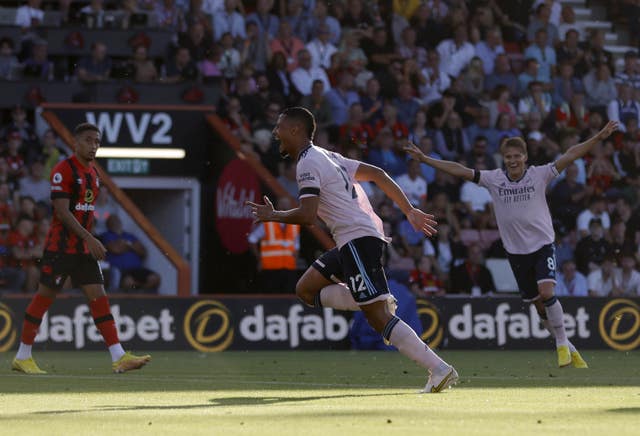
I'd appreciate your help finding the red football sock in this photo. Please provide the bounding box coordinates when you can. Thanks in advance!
[89,296,120,346]
[21,294,54,345]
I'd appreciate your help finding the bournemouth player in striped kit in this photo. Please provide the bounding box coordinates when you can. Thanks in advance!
[12,123,151,374]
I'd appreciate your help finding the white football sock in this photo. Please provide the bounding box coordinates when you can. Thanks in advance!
[109,343,126,362]
[544,297,569,347]
[542,319,576,352]
[320,284,360,311]
[15,343,32,360]
[386,317,448,372]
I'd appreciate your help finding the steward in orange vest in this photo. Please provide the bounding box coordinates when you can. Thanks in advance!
[259,222,300,270]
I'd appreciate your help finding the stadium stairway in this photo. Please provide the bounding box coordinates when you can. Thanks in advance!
[560,0,638,68]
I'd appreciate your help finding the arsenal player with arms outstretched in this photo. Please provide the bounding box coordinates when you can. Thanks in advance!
[12,123,151,374]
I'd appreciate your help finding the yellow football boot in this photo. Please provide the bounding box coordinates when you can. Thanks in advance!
[571,350,589,368]
[12,357,46,374]
[112,351,151,373]
[557,345,572,368]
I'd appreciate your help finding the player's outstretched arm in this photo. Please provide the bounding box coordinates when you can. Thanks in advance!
[355,162,437,236]
[555,120,619,173]
[246,195,319,226]
[52,198,107,260]
[404,142,475,181]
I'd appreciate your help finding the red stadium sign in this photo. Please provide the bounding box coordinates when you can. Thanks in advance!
[215,159,261,254]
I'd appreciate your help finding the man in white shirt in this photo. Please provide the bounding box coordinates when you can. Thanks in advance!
[290,49,331,96]
[474,27,505,75]
[436,24,475,78]
[306,24,337,70]
[606,81,640,133]
[555,259,588,296]
[212,0,246,42]
[394,160,427,209]
[15,0,44,29]
[587,255,621,297]
[247,107,457,392]
[576,196,611,238]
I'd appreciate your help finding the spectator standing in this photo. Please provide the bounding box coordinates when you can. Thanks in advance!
[474,27,505,75]
[583,63,617,113]
[607,82,640,132]
[299,79,333,130]
[270,21,305,72]
[308,0,340,45]
[524,28,557,85]
[15,0,44,30]
[325,71,360,126]
[394,160,427,209]
[436,24,475,78]
[247,197,300,293]
[484,54,517,97]
[290,49,331,96]
[245,0,280,39]
[212,0,246,42]
[306,23,337,70]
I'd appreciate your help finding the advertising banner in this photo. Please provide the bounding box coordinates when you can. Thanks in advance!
[0,296,637,352]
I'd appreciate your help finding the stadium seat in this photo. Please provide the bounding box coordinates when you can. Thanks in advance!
[485,258,518,293]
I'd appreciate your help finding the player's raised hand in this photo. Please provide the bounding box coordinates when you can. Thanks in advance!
[86,235,107,260]
[246,195,275,223]
[403,141,425,162]
[407,207,438,237]
[599,120,619,139]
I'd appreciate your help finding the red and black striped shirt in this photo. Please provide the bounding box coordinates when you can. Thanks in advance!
[45,155,100,254]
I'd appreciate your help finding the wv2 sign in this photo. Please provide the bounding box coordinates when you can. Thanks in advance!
[85,112,172,145]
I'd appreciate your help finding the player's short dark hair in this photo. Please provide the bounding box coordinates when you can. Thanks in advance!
[74,122,100,136]
[282,106,316,140]
[500,137,527,154]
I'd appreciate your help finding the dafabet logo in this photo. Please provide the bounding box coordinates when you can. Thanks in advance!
[183,300,234,352]
[598,299,639,351]
[0,302,17,352]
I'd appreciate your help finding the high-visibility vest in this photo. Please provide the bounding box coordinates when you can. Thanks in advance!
[260,222,300,270]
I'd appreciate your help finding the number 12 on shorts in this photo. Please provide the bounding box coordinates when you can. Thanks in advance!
[349,274,367,293]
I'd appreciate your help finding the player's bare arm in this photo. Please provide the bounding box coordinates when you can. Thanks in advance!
[404,142,475,181]
[247,195,320,226]
[51,197,107,260]
[354,162,437,236]
[555,120,619,173]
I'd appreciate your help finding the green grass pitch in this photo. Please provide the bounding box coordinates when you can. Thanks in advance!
[1,350,639,436]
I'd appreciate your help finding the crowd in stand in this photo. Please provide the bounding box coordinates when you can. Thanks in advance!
[1,0,640,297]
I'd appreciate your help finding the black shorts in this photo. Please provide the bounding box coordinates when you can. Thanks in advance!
[506,243,557,302]
[39,251,104,291]
[312,248,344,283]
